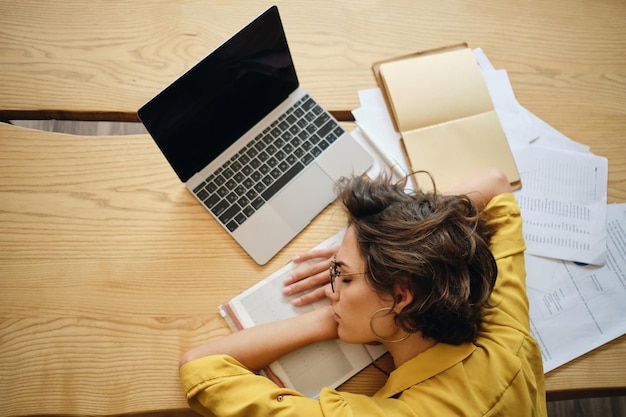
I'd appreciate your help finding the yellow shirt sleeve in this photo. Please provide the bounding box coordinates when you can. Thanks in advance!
[180,355,419,417]
[483,193,531,331]
[180,354,322,417]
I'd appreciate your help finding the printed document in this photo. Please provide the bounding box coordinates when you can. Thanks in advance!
[526,203,626,372]
[514,145,608,265]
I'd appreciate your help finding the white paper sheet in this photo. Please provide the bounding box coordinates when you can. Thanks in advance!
[526,203,626,372]
[352,90,406,176]
[514,145,608,265]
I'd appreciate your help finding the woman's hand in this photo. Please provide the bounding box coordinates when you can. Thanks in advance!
[282,246,337,306]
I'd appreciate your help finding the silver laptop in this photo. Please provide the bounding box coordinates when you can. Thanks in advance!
[138,5,373,265]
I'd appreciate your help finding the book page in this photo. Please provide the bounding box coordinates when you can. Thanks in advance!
[379,47,493,131]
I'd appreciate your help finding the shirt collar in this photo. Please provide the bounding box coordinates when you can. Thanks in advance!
[375,342,476,398]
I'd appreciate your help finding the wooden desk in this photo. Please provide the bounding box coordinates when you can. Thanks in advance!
[1,0,624,201]
[1,121,625,416]
[1,0,626,415]
[0,122,346,416]
[1,1,625,139]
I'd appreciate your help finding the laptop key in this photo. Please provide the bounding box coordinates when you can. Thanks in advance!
[213,174,225,186]
[246,189,257,200]
[251,197,265,209]
[225,192,238,204]
[261,161,305,201]
[275,150,286,161]
[205,182,217,193]
[196,188,209,201]
[254,182,267,193]
[225,220,238,232]
[313,113,331,128]
[301,153,314,166]
[301,98,315,111]
[234,212,247,225]
[217,186,229,197]
[219,204,240,225]
[203,193,220,209]
[212,199,229,217]
[246,147,258,159]
[289,125,300,135]
[278,161,289,172]
[310,146,322,157]
[316,120,335,138]
[222,167,234,179]
[270,168,282,179]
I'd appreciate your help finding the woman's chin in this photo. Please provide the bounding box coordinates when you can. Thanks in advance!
[337,329,375,345]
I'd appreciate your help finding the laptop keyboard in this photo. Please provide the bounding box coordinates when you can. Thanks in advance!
[192,94,345,232]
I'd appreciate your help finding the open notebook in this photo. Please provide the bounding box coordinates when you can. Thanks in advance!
[372,44,521,192]
[219,229,387,398]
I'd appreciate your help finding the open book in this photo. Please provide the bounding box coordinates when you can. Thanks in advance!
[219,228,387,398]
[372,44,521,192]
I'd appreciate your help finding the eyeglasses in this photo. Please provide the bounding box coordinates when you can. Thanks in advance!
[329,255,366,293]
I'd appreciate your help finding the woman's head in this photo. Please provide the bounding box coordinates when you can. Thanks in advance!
[335,174,498,345]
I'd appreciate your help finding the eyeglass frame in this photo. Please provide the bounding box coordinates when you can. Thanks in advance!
[329,254,367,293]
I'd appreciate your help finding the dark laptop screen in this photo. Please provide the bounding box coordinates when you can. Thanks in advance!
[138,6,299,182]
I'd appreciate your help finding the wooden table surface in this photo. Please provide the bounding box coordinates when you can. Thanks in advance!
[1,0,625,416]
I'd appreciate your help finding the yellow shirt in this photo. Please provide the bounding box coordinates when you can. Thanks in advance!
[180,193,547,417]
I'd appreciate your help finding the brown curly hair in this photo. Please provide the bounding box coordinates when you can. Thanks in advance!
[337,174,498,345]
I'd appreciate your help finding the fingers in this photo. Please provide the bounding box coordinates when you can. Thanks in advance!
[284,257,327,285]
[291,246,337,264]
[291,285,330,306]
[281,245,337,306]
[283,260,328,293]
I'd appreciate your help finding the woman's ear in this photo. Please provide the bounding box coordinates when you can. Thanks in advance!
[393,284,413,311]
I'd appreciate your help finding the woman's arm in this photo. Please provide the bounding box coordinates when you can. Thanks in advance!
[441,168,512,210]
[180,306,338,371]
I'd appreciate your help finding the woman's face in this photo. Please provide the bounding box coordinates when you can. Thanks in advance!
[325,226,398,344]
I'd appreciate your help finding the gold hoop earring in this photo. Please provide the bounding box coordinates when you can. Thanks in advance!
[369,307,410,343]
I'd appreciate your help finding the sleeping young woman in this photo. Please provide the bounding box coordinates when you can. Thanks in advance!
[179,168,547,417]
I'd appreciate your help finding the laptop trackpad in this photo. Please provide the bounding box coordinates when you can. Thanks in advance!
[270,164,336,231]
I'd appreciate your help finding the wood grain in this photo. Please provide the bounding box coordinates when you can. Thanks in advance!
[1,0,626,415]
[0,122,347,416]
[1,0,623,200]
[1,0,624,123]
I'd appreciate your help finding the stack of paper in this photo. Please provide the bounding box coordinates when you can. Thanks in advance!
[351,48,625,372]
